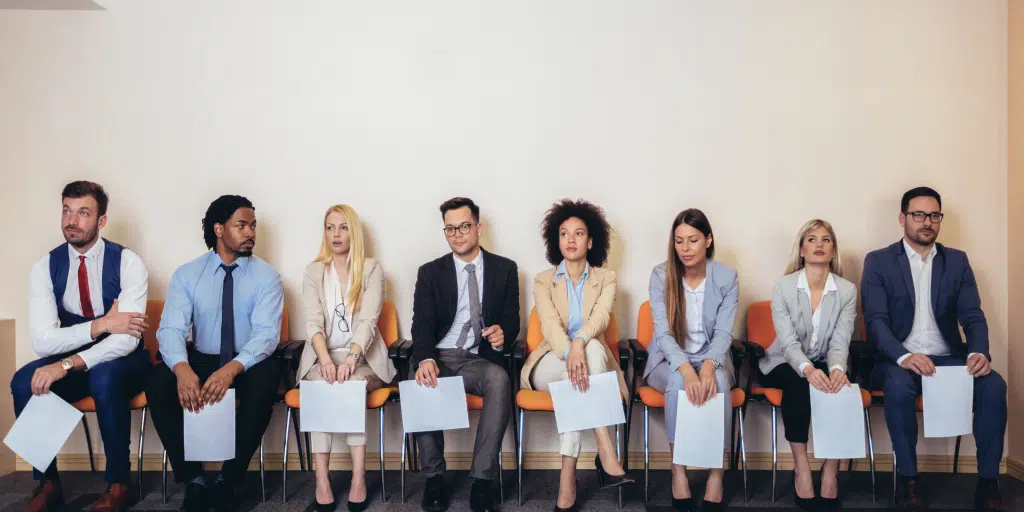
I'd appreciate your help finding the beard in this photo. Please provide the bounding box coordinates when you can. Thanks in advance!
[906,226,938,246]
[64,225,98,248]
[233,239,255,257]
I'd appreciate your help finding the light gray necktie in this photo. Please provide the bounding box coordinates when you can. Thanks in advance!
[455,263,482,349]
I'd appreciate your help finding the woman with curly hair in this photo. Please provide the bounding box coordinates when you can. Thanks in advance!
[519,199,633,512]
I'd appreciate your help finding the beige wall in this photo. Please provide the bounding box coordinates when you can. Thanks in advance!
[1009,0,1024,463]
[0,1,1010,460]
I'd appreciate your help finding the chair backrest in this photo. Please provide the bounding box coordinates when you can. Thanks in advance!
[746,300,776,350]
[526,306,619,355]
[636,300,654,350]
[378,300,399,348]
[280,305,290,342]
[143,299,164,365]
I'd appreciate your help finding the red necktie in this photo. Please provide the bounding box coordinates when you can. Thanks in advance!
[78,255,95,319]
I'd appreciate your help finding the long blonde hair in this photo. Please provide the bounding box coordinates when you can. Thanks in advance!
[314,205,366,312]
[784,219,844,277]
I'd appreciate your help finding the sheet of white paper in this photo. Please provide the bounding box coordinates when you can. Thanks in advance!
[184,389,236,461]
[399,377,470,433]
[922,366,973,438]
[300,380,367,433]
[673,392,725,468]
[810,384,867,459]
[3,393,83,472]
[548,371,625,434]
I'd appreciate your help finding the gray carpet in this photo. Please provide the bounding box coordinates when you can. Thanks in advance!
[0,469,1021,511]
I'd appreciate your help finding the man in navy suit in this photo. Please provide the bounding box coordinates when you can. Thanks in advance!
[862,187,1006,511]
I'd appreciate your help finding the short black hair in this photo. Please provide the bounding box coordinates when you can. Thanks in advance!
[439,197,480,222]
[541,199,612,267]
[62,181,109,216]
[202,195,254,249]
[901,186,942,213]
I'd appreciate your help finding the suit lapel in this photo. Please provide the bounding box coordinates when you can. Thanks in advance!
[583,269,599,319]
[481,249,496,323]
[701,263,717,333]
[896,243,917,305]
[553,273,569,325]
[931,246,944,318]
[319,265,332,338]
[798,288,814,347]
[443,255,458,322]
[816,291,837,347]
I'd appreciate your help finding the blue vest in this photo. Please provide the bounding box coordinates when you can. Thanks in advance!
[48,239,124,332]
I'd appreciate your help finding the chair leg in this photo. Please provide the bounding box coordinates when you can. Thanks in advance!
[305,432,313,473]
[400,431,407,503]
[498,445,504,503]
[892,447,897,507]
[81,417,97,473]
[643,405,650,503]
[379,407,387,503]
[161,450,168,504]
[615,424,623,509]
[282,408,291,503]
[517,408,525,507]
[739,407,748,503]
[290,407,306,473]
[953,435,961,477]
[259,438,266,503]
[770,405,778,503]
[138,407,147,501]
[865,408,876,503]
[510,401,520,490]
[730,406,738,470]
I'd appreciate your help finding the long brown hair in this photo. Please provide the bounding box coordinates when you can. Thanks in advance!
[664,209,715,346]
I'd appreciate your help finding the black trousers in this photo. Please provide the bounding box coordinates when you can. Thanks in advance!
[147,351,280,485]
[759,361,828,444]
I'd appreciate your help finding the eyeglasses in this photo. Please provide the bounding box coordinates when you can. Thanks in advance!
[904,211,944,223]
[334,299,350,333]
[443,222,475,237]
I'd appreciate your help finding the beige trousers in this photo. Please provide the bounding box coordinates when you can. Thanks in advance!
[528,339,612,458]
[302,349,385,452]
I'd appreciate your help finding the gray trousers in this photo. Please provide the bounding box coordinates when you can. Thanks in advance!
[412,349,512,480]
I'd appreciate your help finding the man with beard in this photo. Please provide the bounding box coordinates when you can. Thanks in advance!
[12,181,151,512]
[147,195,283,512]
[862,187,1007,511]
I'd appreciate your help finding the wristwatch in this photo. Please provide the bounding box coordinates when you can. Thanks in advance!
[709,358,724,370]
[350,353,361,363]
[60,358,74,371]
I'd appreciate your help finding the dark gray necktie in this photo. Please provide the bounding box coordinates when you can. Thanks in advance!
[220,264,238,368]
[455,263,482,349]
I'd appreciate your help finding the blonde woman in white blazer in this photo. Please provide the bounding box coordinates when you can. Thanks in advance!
[758,219,856,510]
[297,205,397,512]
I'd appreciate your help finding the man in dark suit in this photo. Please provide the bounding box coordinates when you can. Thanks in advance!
[862,187,1007,511]
[411,197,520,512]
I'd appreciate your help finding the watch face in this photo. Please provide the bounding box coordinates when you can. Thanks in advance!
[61,359,73,370]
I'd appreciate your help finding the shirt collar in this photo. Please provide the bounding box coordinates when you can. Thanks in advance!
[453,249,483,274]
[69,237,104,261]
[797,268,838,294]
[903,239,937,263]
[212,251,251,273]
[555,260,589,285]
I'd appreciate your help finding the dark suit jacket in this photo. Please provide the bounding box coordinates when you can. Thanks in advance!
[860,240,989,364]
[411,248,521,366]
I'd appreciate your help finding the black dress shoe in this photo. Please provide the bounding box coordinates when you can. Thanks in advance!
[180,482,208,512]
[345,499,367,512]
[792,471,816,511]
[898,478,927,511]
[671,497,695,511]
[701,500,726,511]
[818,495,840,510]
[314,501,336,512]
[594,455,634,489]
[469,479,497,512]
[207,479,237,512]
[421,475,450,512]
[974,479,1005,511]
[553,503,577,512]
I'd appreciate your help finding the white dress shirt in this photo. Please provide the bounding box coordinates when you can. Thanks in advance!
[431,250,485,356]
[28,238,149,369]
[796,268,845,376]
[682,276,708,354]
[324,262,353,350]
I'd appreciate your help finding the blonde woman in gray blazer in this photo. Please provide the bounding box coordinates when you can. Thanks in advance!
[297,205,397,512]
[758,219,856,510]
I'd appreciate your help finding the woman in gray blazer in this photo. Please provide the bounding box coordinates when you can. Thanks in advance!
[758,219,856,510]
[646,209,738,512]
[298,205,397,512]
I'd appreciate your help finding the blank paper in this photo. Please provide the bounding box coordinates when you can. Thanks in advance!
[3,393,83,472]
[673,392,725,469]
[548,371,625,434]
[300,380,367,433]
[399,377,470,433]
[184,389,236,461]
[810,384,866,459]
[922,366,973,438]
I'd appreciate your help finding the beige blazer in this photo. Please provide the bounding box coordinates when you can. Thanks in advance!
[519,265,627,396]
[296,258,397,384]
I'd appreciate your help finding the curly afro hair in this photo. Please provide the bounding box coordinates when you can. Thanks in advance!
[541,199,611,267]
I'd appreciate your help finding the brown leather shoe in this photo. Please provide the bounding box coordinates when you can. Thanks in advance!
[90,483,135,512]
[974,480,1006,511]
[23,480,62,512]
[899,479,927,511]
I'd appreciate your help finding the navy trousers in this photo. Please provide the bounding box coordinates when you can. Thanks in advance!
[872,355,1007,479]
[10,346,150,483]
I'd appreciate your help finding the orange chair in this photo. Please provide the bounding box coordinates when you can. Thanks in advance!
[74,299,163,502]
[280,300,402,503]
[626,301,749,503]
[512,307,630,508]
[739,301,875,502]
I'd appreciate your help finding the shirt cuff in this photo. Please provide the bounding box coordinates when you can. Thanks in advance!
[79,320,97,341]
[233,353,254,372]
[830,365,845,373]
[896,353,911,367]
[967,352,983,360]
[798,361,811,377]
[420,358,435,365]
[561,348,570,359]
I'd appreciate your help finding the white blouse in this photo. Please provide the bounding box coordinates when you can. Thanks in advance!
[324,262,353,350]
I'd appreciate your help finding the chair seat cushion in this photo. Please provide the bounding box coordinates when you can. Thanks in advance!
[466,394,484,410]
[516,390,554,411]
[283,386,394,409]
[639,387,746,408]
[74,392,147,412]
[749,386,783,407]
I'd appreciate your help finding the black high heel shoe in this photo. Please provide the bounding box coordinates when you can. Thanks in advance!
[594,455,634,489]
[671,497,695,511]
[792,470,816,511]
[314,500,336,512]
[346,499,368,512]
[553,504,577,512]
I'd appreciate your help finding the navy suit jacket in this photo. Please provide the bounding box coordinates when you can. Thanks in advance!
[860,240,989,364]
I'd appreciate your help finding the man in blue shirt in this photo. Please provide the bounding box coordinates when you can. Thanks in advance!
[147,195,284,512]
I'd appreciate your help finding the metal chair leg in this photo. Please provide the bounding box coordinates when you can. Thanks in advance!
[161,450,168,504]
[259,438,266,503]
[282,408,291,503]
[290,406,306,473]
[510,401,520,491]
[138,407,148,501]
[643,406,649,503]
[730,406,738,470]
[400,431,407,503]
[517,409,524,507]
[498,445,504,503]
[739,407,748,503]
[865,408,876,503]
[305,432,313,473]
[771,405,778,503]
[953,435,961,477]
[82,417,97,473]
[615,424,623,509]
[892,446,897,506]
[379,407,387,503]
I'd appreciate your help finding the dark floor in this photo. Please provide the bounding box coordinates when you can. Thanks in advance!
[0,468,1020,511]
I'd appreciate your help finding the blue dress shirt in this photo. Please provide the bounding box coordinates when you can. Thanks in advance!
[556,260,589,357]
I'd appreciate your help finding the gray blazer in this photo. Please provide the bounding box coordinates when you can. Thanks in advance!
[759,270,858,375]
[645,260,739,381]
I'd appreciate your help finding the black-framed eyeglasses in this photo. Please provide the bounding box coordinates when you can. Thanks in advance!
[334,299,350,333]
[443,222,475,237]
[904,211,944,223]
